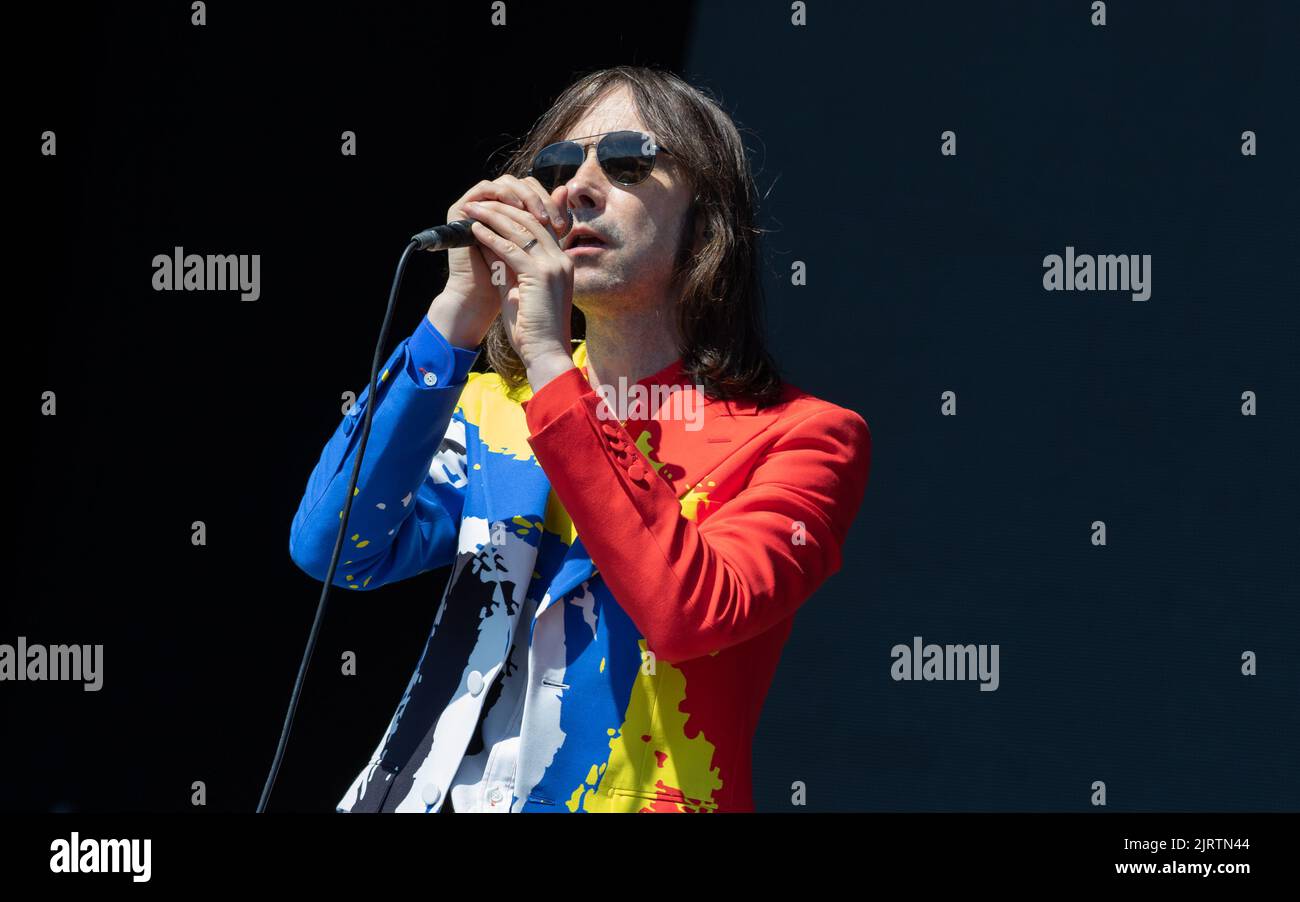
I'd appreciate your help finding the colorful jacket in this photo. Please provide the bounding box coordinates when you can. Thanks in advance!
[289,315,872,812]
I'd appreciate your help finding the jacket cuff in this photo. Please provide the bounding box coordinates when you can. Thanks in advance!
[521,365,596,430]
[407,316,481,387]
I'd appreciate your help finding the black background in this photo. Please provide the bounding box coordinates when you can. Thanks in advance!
[9,0,1298,813]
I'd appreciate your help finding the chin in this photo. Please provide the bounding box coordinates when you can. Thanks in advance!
[572,278,622,307]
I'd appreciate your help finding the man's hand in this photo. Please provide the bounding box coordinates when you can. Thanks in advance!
[428,175,570,350]
[463,184,577,374]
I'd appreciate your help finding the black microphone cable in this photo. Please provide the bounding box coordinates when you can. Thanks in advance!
[257,238,421,813]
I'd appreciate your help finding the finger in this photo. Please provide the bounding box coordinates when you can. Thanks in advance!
[552,185,570,226]
[475,243,513,297]
[466,243,496,282]
[515,175,570,232]
[449,180,528,220]
[465,214,539,271]
[488,175,559,232]
[464,200,558,255]
[536,183,570,240]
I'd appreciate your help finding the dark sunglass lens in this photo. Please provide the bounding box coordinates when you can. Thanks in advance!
[531,142,583,190]
[599,131,657,184]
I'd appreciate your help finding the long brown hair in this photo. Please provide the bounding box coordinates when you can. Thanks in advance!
[479,65,783,407]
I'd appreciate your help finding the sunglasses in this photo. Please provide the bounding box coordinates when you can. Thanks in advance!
[528,129,674,192]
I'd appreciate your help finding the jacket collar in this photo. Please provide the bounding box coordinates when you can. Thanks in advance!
[564,339,778,507]
[571,339,761,417]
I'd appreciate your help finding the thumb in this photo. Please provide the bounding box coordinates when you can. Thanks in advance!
[552,186,572,237]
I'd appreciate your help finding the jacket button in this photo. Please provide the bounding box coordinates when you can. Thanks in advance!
[601,423,620,437]
[467,670,484,696]
[422,783,442,807]
[424,371,438,386]
[488,787,504,805]
[627,463,646,481]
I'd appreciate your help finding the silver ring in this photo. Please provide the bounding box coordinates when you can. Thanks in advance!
[521,238,539,252]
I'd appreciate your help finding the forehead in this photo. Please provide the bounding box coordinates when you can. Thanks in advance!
[560,87,647,142]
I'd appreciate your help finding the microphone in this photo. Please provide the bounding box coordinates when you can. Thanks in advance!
[410,219,478,252]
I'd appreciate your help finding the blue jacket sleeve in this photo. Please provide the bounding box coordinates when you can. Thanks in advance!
[288,316,481,591]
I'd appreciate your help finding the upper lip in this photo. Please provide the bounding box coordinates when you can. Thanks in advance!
[564,225,608,250]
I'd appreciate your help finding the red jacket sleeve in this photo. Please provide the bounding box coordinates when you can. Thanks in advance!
[522,366,872,664]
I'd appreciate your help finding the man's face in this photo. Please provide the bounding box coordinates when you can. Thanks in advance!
[552,87,694,311]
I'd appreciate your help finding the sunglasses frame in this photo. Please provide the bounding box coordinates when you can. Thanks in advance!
[527,129,674,191]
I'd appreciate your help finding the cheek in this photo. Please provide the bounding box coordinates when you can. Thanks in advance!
[644,216,680,253]
[610,197,681,258]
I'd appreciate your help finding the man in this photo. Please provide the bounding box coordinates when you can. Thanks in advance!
[289,66,872,813]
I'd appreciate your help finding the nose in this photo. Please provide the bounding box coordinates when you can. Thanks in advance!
[564,144,606,212]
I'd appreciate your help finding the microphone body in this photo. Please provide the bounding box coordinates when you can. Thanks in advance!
[411,219,477,251]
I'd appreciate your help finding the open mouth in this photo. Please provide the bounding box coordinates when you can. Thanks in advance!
[565,235,608,253]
